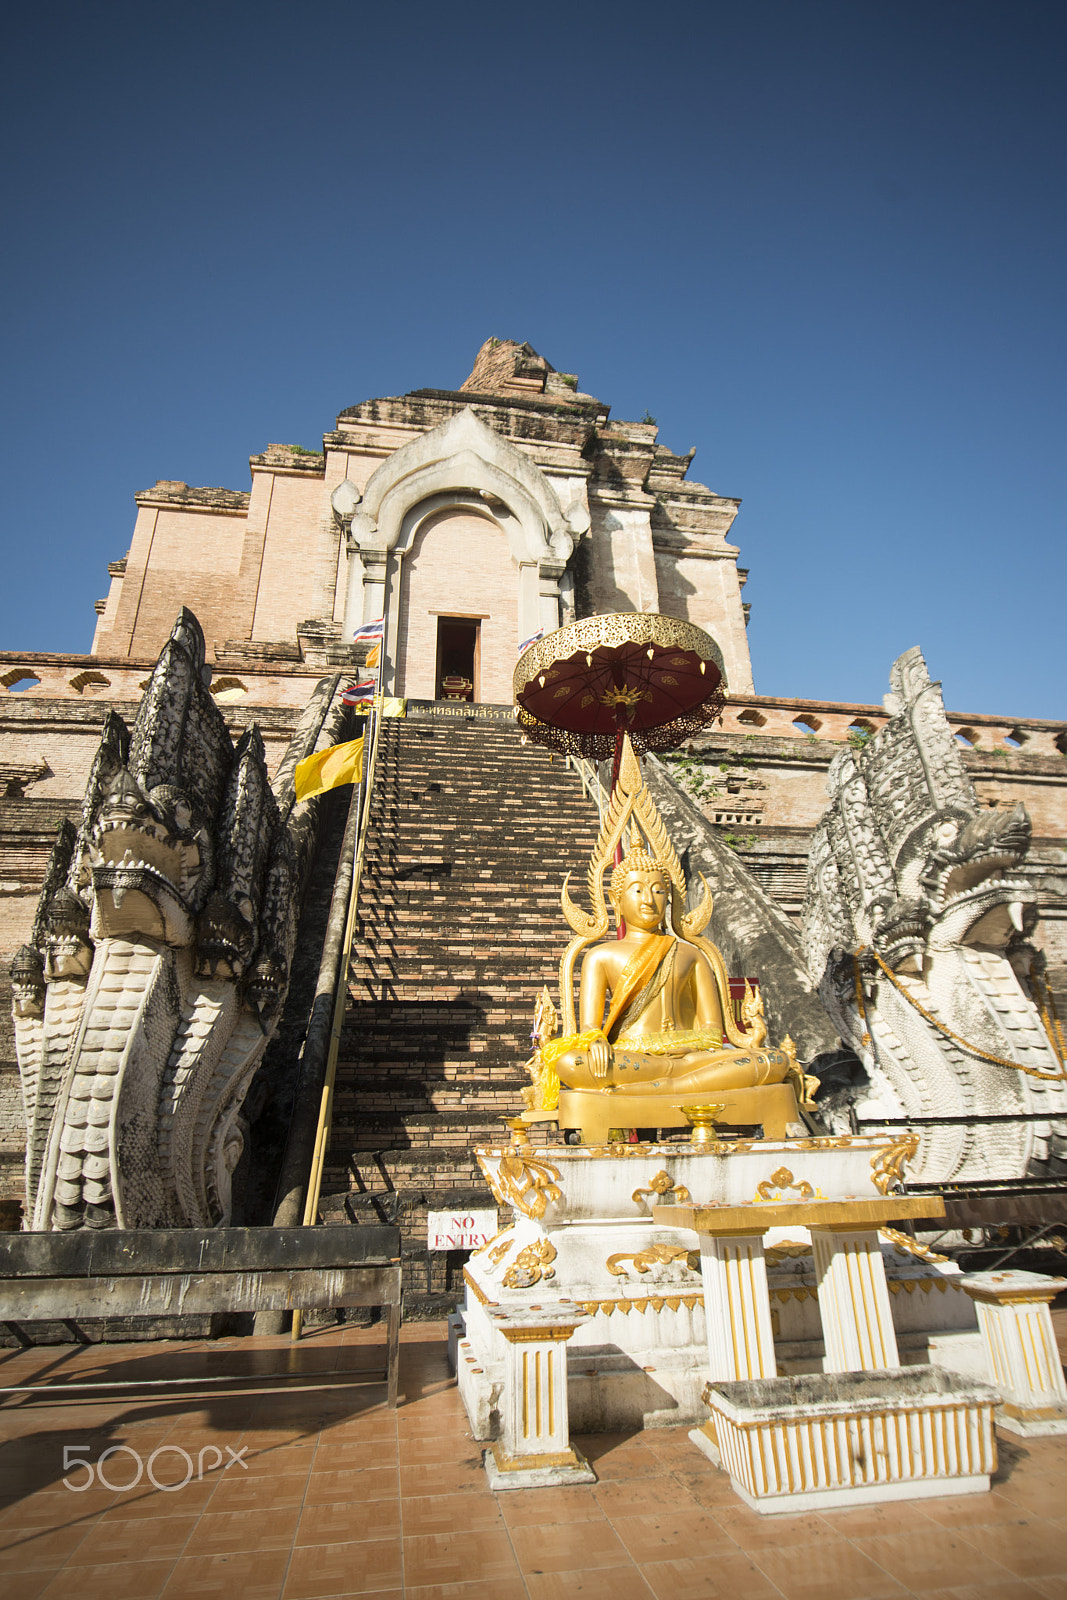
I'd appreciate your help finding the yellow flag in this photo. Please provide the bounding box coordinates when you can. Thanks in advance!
[364,641,381,668]
[293,736,365,802]
[381,697,406,718]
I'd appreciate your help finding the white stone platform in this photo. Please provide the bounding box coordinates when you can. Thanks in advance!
[458,1133,980,1438]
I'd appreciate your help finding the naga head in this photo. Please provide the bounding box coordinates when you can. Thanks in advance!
[40,887,93,979]
[10,945,45,1017]
[89,768,212,945]
[196,890,256,982]
[245,947,289,1028]
[920,802,1036,950]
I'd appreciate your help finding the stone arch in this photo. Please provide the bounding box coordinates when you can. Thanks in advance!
[341,409,576,682]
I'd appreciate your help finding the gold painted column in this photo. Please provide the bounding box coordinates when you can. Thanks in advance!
[483,1303,597,1489]
[962,1270,1067,1436]
[698,1229,777,1382]
[810,1226,900,1373]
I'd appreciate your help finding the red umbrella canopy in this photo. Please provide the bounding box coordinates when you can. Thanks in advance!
[514,613,725,759]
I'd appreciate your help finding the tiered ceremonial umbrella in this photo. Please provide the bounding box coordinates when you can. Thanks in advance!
[514,612,725,780]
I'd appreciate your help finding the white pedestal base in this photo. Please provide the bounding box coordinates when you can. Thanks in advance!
[963,1271,1067,1438]
[484,1444,596,1490]
[728,1472,991,1515]
[687,1423,721,1467]
[996,1408,1067,1438]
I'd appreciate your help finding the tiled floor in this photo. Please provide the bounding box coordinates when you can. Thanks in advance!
[2,1320,1067,1600]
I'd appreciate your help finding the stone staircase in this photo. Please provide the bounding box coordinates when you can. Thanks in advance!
[322,713,600,1315]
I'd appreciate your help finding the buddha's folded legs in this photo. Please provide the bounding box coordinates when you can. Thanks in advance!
[557,1045,789,1093]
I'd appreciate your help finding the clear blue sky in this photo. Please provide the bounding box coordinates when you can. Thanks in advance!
[2,1,1064,719]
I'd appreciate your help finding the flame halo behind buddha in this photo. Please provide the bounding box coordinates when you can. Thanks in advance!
[525,735,805,1140]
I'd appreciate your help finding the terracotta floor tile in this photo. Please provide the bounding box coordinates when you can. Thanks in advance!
[641,1551,784,1600]
[319,1417,397,1448]
[524,1570,655,1600]
[236,1442,318,1478]
[38,1559,174,1600]
[818,1498,943,1538]
[405,1584,525,1600]
[958,1519,1067,1580]
[314,1440,399,1471]
[397,1433,478,1466]
[68,1512,199,1564]
[305,1466,399,1504]
[8,1483,127,1522]
[396,1401,468,1425]
[187,1505,302,1556]
[594,1474,700,1516]
[641,1431,706,1466]
[575,1444,658,1481]
[611,1505,725,1564]
[997,1476,1067,1519]
[97,1480,219,1520]
[753,1540,910,1600]
[206,1468,311,1512]
[852,1528,1010,1591]
[498,1484,606,1527]
[230,1424,320,1449]
[401,1491,502,1536]
[0,1517,95,1569]
[712,1502,842,1552]
[283,1537,403,1597]
[399,1458,486,1498]
[160,1548,291,1600]
[6,1569,55,1600]
[402,1527,523,1587]
[296,1497,401,1545]
[508,1517,632,1574]
[668,1465,742,1508]
[1031,1581,1067,1600]
[912,1490,1033,1529]
[916,1585,1050,1600]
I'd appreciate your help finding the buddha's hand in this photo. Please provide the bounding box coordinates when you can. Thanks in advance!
[587,1036,613,1079]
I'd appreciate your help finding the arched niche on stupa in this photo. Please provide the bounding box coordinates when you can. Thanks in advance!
[340,408,577,698]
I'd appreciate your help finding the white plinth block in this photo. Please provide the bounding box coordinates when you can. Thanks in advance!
[811,1226,900,1373]
[704,1366,998,1513]
[699,1230,776,1382]
[962,1270,1067,1436]
[483,1304,596,1489]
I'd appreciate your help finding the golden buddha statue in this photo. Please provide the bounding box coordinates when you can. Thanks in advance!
[524,736,806,1142]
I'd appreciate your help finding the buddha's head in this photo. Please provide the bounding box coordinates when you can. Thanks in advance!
[609,847,670,933]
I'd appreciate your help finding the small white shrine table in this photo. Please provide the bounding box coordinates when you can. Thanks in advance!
[657,1195,946,1384]
[482,1301,597,1490]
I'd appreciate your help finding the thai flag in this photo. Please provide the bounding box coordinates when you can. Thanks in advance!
[518,627,545,655]
[341,680,376,708]
[352,617,384,644]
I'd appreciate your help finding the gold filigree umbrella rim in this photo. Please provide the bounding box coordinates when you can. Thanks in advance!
[513,612,723,698]
[513,612,725,757]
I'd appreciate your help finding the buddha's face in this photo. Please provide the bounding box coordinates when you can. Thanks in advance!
[615,870,668,933]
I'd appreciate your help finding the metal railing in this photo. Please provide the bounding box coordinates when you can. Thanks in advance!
[565,751,607,823]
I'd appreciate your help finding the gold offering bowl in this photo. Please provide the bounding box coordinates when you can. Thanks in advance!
[681,1103,726,1146]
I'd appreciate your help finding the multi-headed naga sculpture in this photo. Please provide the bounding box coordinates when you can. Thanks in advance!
[801,647,1067,1180]
[10,611,306,1230]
